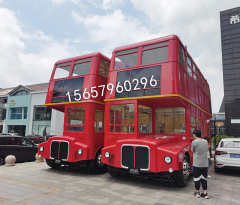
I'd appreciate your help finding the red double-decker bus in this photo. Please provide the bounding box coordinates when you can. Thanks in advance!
[38,52,110,173]
[101,35,212,186]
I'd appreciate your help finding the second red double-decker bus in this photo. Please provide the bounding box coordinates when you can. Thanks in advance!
[38,52,110,173]
[101,35,212,186]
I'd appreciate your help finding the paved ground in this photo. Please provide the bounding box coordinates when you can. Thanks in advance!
[0,161,240,205]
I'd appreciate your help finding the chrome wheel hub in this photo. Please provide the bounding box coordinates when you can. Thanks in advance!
[182,159,190,180]
[97,154,104,168]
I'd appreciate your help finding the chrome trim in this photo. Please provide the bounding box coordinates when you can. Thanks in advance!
[50,140,69,161]
[121,144,150,171]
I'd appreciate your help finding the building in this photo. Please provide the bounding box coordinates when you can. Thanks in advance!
[210,98,226,137]
[0,83,64,136]
[0,88,12,133]
[220,6,240,137]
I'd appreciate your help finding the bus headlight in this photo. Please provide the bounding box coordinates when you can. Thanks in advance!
[105,151,110,158]
[165,156,172,164]
[40,146,44,152]
[78,149,83,155]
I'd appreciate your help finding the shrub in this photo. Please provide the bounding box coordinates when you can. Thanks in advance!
[211,135,234,147]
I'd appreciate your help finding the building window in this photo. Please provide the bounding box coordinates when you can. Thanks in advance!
[11,108,23,119]
[0,109,6,120]
[14,91,29,96]
[10,107,27,120]
[24,107,28,119]
[33,106,51,121]
[32,125,50,136]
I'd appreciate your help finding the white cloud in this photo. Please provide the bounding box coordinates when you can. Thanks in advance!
[102,0,124,10]
[51,0,82,5]
[129,0,240,112]
[0,7,78,89]
[70,3,231,112]
[51,0,125,9]
[71,9,162,55]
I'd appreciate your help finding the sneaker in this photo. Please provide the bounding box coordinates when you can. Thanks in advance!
[207,175,211,178]
[201,193,209,199]
[194,191,200,198]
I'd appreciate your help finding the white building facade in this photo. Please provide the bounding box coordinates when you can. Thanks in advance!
[0,83,64,136]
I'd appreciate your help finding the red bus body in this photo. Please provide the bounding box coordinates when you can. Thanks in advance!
[38,52,110,173]
[101,35,212,186]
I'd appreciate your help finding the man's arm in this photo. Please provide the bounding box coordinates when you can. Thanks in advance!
[191,141,195,152]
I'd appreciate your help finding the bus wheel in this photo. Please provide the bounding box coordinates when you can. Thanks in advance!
[45,159,61,169]
[173,155,190,187]
[0,157,4,166]
[89,150,107,174]
[107,165,116,177]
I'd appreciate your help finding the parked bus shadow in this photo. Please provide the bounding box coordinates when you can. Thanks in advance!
[106,172,193,189]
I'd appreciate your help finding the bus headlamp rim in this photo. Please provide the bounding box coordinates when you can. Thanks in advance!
[105,151,110,158]
[78,149,83,155]
[164,156,172,164]
[40,146,44,152]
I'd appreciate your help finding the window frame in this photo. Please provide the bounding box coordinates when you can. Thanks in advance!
[138,105,152,133]
[114,51,138,70]
[155,107,185,134]
[94,109,103,132]
[141,42,169,66]
[109,104,135,133]
[98,58,110,78]
[72,59,92,77]
[53,64,71,79]
[66,106,85,132]
[33,106,51,121]
[10,107,26,120]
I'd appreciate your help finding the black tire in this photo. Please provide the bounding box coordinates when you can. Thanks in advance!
[0,157,5,166]
[107,165,116,177]
[45,159,61,169]
[173,155,190,187]
[214,166,221,173]
[89,150,107,174]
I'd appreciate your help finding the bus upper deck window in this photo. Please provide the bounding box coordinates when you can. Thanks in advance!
[114,53,138,69]
[54,65,71,79]
[142,46,168,66]
[179,44,185,68]
[72,62,91,76]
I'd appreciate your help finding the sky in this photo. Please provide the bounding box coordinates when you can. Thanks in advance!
[0,0,239,113]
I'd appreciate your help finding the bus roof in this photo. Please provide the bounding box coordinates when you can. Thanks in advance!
[55,52,110,65]
[113,35,180,53]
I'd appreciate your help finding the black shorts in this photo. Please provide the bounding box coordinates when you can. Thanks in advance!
[193,166,208,181]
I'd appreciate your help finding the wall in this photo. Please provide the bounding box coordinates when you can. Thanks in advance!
[29,91,64,136]
[50,109,64,135]
[5,95,31,135]
[220,6,240,137]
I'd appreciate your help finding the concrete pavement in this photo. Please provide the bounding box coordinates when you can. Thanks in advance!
[0,161,240,205]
